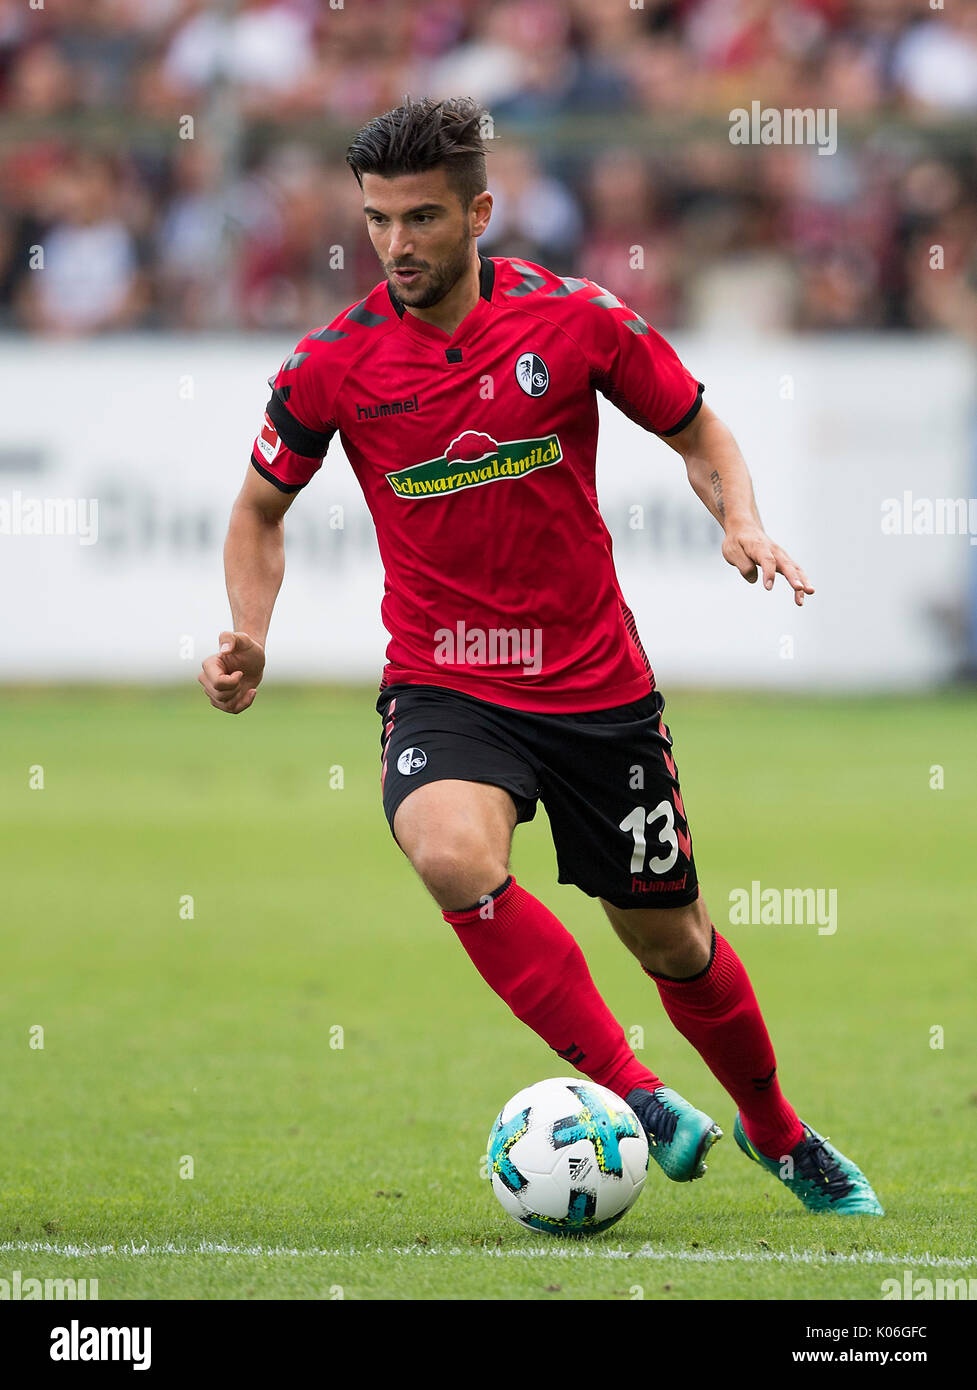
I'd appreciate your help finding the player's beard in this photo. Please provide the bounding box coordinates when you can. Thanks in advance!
[386,231,473,309]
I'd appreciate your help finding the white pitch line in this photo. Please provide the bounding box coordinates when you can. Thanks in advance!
[0,1241,975,1268]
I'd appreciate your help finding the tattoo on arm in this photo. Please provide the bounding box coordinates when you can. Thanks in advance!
[709,469,725,520]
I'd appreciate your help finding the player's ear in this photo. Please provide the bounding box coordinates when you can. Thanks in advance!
[470,190,493,237]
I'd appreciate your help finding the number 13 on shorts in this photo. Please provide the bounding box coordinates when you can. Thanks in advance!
[620,800,686,875]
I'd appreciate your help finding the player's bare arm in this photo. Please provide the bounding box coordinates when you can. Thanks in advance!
[198,467,295,714]
[664,401,815,607]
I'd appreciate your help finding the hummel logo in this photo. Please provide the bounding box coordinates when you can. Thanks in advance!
[355,393,420,422]
[556,1042,586,1067]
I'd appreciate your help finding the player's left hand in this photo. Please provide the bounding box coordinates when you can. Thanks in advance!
[722,528,815,606]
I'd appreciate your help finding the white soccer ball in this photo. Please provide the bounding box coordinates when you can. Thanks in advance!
[487,1077,649,1235]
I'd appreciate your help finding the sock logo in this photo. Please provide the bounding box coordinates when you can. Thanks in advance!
[397,747,427,775]
[752,1066,777,1091]
[556,1041,585,1067]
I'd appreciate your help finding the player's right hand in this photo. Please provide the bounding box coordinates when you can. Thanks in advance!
[198,630,265,714]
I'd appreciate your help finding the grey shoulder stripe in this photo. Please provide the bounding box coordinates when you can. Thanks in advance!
[588,290,650,333]
[280,351,310,371]
[587,291,625,311]
[504,263,548,297]
[548,277,590,297]
[308,327,347,343]
[345,299,387,328]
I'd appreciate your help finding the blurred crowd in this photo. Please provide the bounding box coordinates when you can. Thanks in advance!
[1,0,976,336]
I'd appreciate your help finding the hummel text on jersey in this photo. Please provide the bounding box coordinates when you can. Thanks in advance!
[355,393,420,421]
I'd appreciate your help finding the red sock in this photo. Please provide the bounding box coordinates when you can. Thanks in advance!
[650,928,803,1158]
[443,877,660,1100]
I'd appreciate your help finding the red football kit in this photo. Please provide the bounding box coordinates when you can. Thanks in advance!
[247,252,813,1169]
[251,254,704,712]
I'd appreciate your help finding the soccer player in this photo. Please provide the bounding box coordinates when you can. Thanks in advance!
[199,98,882,1215]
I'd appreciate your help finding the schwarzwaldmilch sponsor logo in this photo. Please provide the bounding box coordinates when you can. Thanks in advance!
[355,393,420,422]
[385,430,562,499]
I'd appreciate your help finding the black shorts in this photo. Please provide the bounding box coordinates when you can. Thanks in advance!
[377,683,699,910]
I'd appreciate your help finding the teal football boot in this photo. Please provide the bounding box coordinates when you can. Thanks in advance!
[733,1113,884,1215]
[626,1086,723,1181]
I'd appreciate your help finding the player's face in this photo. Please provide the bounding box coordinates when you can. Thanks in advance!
[360,168,491,309]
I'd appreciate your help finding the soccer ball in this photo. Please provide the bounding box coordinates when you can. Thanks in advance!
[487,1077,649,1235]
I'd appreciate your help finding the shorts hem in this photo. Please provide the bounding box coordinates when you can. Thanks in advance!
[383,775,538,837]
[564,880,701,911]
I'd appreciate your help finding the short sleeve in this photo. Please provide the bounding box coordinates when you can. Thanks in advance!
[250,337,337,492]
[580,285,704,436]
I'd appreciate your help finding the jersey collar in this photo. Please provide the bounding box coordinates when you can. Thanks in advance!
[386,253,495,346]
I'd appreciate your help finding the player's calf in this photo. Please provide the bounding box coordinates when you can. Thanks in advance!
[601,894,714,978]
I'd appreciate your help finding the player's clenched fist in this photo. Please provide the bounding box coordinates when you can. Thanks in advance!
[198,630,265,714]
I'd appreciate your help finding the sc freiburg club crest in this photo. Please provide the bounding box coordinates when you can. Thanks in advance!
[397,747,428,775]
[515,352,549,397]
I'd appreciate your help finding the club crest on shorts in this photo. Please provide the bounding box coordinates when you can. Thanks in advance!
[397,747,428,775]
[515,352,549,397]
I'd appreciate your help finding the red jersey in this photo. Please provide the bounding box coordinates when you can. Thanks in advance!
[251,255,703,712]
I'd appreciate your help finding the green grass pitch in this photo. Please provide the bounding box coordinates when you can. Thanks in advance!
[1,686,974,1300]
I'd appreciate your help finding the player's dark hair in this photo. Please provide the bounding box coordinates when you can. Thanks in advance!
[345,97,489,209]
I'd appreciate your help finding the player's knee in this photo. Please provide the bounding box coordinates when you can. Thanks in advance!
[409,838,508,912]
